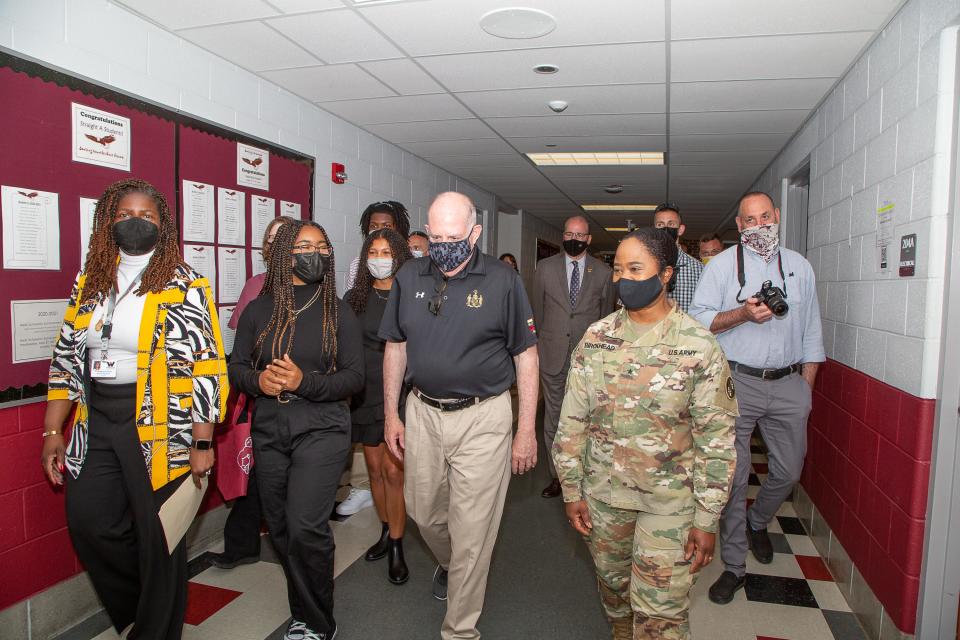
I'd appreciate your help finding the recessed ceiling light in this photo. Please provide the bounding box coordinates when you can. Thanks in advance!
[583,204,657,211]
[526,152,663,166]
[481,7,557,39]
[533,64,559,74]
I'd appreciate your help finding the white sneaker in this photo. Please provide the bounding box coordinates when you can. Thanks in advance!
[303,625,337,640]
[336,488,373,516]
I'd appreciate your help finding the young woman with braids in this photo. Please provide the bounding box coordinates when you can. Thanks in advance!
[40,178,228,639]
[344,200,411,289]
[344,228,413,584]
[229,219,363,640]
[209,214,298,572]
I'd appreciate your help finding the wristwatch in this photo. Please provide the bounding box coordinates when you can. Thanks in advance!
[192,439,213,451]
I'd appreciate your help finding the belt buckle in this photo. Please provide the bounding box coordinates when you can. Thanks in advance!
[761,368,774,380]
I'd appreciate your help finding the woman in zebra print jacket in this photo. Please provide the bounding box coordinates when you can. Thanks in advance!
[39,179,228,640]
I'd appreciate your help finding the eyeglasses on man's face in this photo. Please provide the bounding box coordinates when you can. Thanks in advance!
[428,279,448,316]
[563,231,589,240]
[292,241,332,256]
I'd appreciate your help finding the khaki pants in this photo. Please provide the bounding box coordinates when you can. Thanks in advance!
[404,390,513,640]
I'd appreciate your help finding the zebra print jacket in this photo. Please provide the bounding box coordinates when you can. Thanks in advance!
[48,263,229,490]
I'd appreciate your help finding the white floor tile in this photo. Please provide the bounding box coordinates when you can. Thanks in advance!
[745,552,805,579]
[808,579,852,612]
[749,601,835,639]
[784,533,819,556]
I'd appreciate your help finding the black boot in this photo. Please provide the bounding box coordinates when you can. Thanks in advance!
[387,536,409,585]
[365,522,389,561]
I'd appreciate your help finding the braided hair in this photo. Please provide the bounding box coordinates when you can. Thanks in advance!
[346,228,412,316]
[359,201,410,238]
[253,220,339,372]
[81,179,183,303]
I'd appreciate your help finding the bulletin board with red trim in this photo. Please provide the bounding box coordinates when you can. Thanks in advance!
[0,52,314,394]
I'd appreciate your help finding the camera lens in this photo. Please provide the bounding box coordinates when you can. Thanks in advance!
[772,301,788,317]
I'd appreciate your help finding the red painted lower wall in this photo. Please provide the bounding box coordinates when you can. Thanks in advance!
[0,401,224,610]
[804,359,935,634]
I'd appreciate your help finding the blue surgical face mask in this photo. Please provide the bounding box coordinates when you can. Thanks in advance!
[429,236,473,273]
[616,274,663,311]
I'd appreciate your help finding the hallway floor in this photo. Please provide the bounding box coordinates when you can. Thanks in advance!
[65,436,868,640]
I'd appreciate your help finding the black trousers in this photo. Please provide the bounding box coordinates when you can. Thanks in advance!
[253,402,349,635]
[65,381,187,640]
[222,465,263,558]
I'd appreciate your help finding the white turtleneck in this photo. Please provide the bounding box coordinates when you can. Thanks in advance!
[87,250,153,384]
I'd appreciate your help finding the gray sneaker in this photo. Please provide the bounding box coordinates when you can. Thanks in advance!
[432,565,448,601]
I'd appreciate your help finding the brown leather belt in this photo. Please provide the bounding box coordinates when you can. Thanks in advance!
[412,388,490,412]
[729,362,801,381]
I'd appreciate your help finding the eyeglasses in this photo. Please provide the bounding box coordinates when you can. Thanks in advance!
[292,242,332,255]
[428,279,448,316]
[563,231,589,240]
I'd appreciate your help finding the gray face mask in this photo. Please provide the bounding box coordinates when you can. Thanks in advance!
[410,249,425,259]
[367,257,394,280]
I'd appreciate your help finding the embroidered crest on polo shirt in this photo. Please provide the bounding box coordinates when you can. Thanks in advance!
[466,289,483,308]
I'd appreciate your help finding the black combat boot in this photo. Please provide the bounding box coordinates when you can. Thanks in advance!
[387,536,409,585]
[365,522,390,561]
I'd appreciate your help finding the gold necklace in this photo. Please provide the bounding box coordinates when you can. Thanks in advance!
[294,285,322,316]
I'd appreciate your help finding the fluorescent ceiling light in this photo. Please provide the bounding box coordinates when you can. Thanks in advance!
[604,227,631,232]
[526,152,664,166]
[582,204,656,211]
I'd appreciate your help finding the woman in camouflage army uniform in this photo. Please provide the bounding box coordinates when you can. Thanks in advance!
[552,227,738,640]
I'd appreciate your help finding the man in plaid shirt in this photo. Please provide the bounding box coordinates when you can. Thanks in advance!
[654,202,703,314]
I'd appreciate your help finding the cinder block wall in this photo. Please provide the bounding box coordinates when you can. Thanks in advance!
[745,0,959,636]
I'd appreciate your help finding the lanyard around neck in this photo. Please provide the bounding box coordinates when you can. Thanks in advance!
[99,266,147,356]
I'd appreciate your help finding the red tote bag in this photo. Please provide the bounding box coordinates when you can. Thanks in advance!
[215,391,255,501]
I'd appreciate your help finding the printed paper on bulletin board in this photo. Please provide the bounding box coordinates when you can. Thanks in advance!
[0,64,175,390]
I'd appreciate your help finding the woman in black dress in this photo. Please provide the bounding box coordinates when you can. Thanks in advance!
[344,228,412,584]
[229,220,363,640]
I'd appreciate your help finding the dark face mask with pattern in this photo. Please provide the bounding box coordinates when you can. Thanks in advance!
[293,252,330,284]
[429,236,474,273]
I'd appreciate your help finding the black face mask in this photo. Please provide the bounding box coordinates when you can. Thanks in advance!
[616,274,663,311]
[563,238,588,256]
[661,226,679,241]
[293,252,330,284]
[112,217,159,255]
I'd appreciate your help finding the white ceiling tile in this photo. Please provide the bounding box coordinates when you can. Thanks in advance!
[671,0,900,39]
[268,9,402,63]
[115,0,279,30]
[400,138,517,157]
[268,0,345,13]
[359,0,665,56]
[672,33,873,82]
[178,21,319,72]
[486,113,665,138]
[359,59,444,95]
[669,132,791,151]
[261,64,395,101]
[507,135,667,153]
[417,43,665,92]
[670,110,808,134]
[455,84,666,118]
[669,150,778,165]
[671,78,836,112]
[366,119,497,143]
[319,94,472,124]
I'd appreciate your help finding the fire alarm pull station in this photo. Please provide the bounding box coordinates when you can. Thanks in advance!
[332,163,347,184]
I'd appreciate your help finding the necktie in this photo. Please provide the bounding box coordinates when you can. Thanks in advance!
[569,260,580,308]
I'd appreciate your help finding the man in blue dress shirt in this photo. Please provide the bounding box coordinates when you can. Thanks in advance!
[689,191,824,604]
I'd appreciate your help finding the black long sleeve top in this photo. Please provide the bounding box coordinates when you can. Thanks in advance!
[229,282,364,434]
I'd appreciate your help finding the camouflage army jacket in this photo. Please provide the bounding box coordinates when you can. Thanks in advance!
[552,305,738,532]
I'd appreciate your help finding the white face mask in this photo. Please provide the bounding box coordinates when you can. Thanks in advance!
[367,257,394,280]
[410,249,424,258]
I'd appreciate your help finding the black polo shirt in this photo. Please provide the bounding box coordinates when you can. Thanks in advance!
[378,249,537,399]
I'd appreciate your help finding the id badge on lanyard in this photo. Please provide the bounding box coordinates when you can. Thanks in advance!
[92,269,145,379]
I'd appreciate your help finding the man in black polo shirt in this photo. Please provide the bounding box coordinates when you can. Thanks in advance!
[380,192,539,640]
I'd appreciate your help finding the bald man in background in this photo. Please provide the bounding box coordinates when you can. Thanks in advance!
[531,215,615,499]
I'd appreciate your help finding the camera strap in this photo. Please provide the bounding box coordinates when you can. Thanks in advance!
[735,243,787,303]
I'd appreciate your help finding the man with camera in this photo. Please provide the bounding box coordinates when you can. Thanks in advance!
[689,191,824,605]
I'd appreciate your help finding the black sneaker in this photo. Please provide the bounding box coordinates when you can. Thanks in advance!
[708,571,746,605]
[432,565,448,601]
[747,524,774,564]
[208,551,259,570]
[303,625,337,640]
[284,619,306,640]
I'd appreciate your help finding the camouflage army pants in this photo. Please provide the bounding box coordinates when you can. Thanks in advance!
[585,496,697,640]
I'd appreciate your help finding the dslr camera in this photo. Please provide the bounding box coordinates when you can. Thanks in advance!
[754,280,789,317]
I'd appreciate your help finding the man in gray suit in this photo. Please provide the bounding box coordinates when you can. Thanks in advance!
[531,215,616,498]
